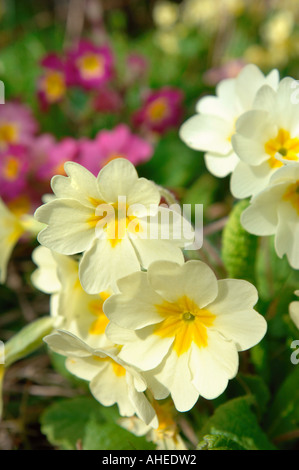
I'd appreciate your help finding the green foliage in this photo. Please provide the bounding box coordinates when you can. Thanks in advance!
[40,396,155,451]
[198,397,276,451]
[4,316,54,368]
[221,200,258,284]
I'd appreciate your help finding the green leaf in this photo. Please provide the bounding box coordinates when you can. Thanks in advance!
[198,397,275,450]
[221,200,258,284]
[4,316,54,368]
[266,365,299,441]
[41,396,155,450]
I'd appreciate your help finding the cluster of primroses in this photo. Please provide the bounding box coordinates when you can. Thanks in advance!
[37,38,184,136]
[26,154,267,449]
[180,63,299,330]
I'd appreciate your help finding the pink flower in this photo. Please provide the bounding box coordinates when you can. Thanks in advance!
[0,102,38,150]
[0,145,29,201]
[65,40,114,90]
[203,59,246,86]
[37,54,67,110]
[126,53,148,82]
[93,87,123,114]
[37,137,79,180]
[78,124,153,175]
[133,87,184,134]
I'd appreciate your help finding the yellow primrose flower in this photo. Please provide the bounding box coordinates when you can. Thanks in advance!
[43,329,158,427]
[231,78,299,199]
[31,246,113,349]
[35,159,192,294]
[104,260,267,412]
[241,163,299,270]
[180,64,279,179]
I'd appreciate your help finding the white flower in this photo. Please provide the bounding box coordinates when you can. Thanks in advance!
[31,246,113,348]
[241,163,299,269]
[231,77,299,199]
[43,329,158,427]
[35,159,192,294]
[179,64,279,178]
[103,260,267,412]
[289,291,299,329]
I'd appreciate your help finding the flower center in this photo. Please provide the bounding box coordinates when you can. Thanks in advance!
[2,156,21,181]
[146,97,169,123]
[87,199,141,248]
[282,180,299,214]
[77,53,104,80]
[0,123,18,148]
[88,292,110,335]
[43,71,66,102]
[154,295,216,356]
[265,128,299,169]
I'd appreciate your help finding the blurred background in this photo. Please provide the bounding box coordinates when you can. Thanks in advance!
[1,0,299,450]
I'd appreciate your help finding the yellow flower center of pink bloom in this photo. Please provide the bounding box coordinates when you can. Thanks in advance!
[2,156,21,181]
[43,71,66,102]
[265,129,299,169]
[77,53,104,79]
[0,123,18,148]
[7,196,31,217]
[87,199,142,248]
[282,180,299,215]
[154,295,216,356]
[88,292,111,335]
[146,97,169,123]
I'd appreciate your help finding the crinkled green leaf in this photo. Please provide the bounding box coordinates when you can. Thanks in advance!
[198,396,275,450]
[41,396,155,450]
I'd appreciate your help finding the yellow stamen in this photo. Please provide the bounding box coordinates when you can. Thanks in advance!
[282,180,299,214]
[43,71,66,102]
[2,156,20,181]
[265,129,299,169]
[146,97,169,123]
[88,291,111,336]
[154,295,216,356]
[77,53,104,79]
[0,123,18,148]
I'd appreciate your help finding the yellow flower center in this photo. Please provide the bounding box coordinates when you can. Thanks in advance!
[92,355,126,377]
[146,97,169,123]
[0,123,18,148]
[88,291,110,335]
[43,71,66,102]
[7,196,31,217]
[87,199,142,248]
[154,295,216,356]
[265,128,299,169]
[77,53,104,79]
[2,156,21,181]
[282,180,299,214]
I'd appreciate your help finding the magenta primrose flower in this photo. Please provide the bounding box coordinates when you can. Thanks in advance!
[0,145,29,201]
[37,54,67,110]
[133,87,184,134]
[0,102,38,150]
[65,40,114,90]
[78,124,153,175]
[36,137,79,181]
